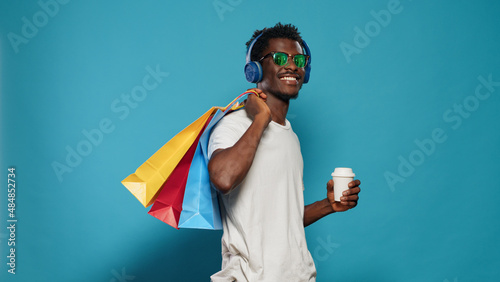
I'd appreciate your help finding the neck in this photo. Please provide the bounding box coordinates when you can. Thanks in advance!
[266,93,290,126]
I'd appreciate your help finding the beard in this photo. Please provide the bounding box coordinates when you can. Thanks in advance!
[273,91,299,102]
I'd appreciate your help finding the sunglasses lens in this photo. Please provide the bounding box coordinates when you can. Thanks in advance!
[294,55,306,68]
[273,53,288,66]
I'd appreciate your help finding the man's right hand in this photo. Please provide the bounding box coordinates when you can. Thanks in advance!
[245,88,272,125]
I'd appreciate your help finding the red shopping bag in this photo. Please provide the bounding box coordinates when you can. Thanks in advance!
[147,117,212,229]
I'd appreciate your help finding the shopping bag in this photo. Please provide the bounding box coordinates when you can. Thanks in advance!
[178,91,255,230]
[122,108,217,207]
[147,116,212,229]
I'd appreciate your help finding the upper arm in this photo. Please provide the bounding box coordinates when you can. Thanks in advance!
[207,114,245,159]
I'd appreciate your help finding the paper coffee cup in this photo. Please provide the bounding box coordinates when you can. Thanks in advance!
[331,167,355,202]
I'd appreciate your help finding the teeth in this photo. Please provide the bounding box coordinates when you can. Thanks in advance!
[280,77,297,81]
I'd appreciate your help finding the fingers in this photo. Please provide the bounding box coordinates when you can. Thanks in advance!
[247,93,258,100]
[340,181,360,207]
[247,88,263,94]
[348,179,361,188]
[339,195,358,207]
[247,93,265,103]
[340,194,358,202]
[246,88,267,100]
[343,186,360,196]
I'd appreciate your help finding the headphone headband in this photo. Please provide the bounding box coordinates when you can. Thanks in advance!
[246,33,263,64]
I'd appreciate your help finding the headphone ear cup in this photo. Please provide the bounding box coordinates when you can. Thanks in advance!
[244,61,263,83]
[303,65,311,84]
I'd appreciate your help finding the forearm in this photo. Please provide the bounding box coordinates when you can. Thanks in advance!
[208,116,268,194]
[304,198,335,227]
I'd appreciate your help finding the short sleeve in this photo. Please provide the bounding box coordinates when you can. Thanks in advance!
[208,111,249,159]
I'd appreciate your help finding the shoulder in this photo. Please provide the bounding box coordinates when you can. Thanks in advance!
[221,108,250,123]
[214,109,251,132]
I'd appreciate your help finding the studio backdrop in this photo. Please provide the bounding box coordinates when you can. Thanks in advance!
[1,0,499,281]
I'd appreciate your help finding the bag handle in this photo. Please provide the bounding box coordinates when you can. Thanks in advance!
[222,90,260,113]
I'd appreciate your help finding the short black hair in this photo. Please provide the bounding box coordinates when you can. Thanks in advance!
[245,23,303,61]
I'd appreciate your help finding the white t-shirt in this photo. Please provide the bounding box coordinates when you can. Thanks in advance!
[208,109,317,282]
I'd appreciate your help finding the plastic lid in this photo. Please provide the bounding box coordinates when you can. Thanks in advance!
[331,167,355,177]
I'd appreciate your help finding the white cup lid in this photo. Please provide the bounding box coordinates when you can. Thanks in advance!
[331,167,355,177]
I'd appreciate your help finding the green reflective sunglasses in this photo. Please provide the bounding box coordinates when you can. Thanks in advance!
[259,52,310,68]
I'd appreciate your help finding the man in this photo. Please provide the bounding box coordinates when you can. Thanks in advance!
[208,23,361,281]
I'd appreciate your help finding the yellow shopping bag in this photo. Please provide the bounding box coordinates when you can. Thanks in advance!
[122,108,217,207]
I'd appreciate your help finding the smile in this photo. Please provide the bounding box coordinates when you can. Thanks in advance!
[279,76,297,81]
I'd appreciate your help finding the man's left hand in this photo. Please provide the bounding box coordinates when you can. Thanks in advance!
[326,179,361,212]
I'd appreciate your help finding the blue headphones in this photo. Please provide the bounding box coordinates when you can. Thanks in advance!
[244,33,312,84]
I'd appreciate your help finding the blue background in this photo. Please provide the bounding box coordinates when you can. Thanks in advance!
[1,0,500,281]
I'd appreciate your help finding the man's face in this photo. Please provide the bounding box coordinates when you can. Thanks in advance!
[257,38,306,101]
